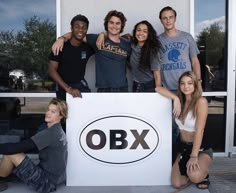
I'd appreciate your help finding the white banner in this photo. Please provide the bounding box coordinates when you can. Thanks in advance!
[66,93,172,186]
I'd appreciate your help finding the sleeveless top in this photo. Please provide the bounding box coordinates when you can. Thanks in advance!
[175,111,196,132]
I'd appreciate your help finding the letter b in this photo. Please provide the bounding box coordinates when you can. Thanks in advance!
[110,130,128,149]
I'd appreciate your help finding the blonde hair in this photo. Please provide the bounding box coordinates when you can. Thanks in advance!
[177,71,202,117]
[48,98,68,122]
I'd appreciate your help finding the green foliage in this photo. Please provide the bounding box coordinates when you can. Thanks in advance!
[196,22,225,69]
[0,16,56,79]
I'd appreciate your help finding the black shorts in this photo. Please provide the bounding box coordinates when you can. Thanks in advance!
[177,139,213,176]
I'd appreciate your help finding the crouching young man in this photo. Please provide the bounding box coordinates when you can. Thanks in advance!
[0,98,68,193]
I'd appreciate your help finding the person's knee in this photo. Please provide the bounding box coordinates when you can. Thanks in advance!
[2,155,11,161]
[172,181,184,189]
[188,171,203,183]
[171,175,189,189]
[5,153,26,166]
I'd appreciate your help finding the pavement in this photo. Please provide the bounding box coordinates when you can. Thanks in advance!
[208,156,236,193]
[0,156,235,193]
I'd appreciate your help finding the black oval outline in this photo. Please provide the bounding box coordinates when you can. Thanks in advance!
[79,115,159,164]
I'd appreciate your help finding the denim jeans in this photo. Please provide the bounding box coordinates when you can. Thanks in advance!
[97,87,128,92]
[132,79,155,92]
[56,79,91,100]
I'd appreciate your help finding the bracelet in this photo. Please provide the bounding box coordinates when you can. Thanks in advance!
[190,155,198,158]
[58,36,66,41]
[66,86,72,92]
[101,32,107,36]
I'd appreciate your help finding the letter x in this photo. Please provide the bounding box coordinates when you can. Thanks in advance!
[130,130,150,149]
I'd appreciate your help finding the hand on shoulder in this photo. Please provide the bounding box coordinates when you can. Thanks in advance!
[121,33,132,42]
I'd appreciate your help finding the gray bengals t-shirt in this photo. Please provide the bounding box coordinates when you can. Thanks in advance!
[31,123,67,185]
[159,30,200,90]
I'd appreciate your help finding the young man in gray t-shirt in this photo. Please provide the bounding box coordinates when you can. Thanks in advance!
[0,98,68,193]
[159,6,202,92]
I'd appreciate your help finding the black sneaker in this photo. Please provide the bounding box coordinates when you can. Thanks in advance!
[0,177,8,183]
[0,181,8,192]
[0,174,19,182]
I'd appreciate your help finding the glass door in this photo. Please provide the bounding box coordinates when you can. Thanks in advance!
[194,0,227,153]
[234,80,236,154]
[226,0,236,156]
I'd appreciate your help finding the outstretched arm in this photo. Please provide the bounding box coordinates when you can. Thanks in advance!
[96,32,106,49]
[0,139,37,155]
[52,32,72,55]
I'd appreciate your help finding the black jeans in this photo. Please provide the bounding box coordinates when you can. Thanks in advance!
[132,79,155,92]
[56,79,91,101]
[97,87,128,92]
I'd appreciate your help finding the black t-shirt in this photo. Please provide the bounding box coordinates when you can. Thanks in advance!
[49,41,94,84]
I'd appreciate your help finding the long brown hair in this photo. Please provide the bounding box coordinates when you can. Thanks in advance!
[132,20,161,70]
[177,71,202,117]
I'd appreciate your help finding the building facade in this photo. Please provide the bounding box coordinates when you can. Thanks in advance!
[0,0,235,156]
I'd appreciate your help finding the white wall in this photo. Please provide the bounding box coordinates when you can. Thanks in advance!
[226,0,236,154]
[59,0,190,91]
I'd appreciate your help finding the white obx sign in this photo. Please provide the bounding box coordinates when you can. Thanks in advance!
[66,93,172,186]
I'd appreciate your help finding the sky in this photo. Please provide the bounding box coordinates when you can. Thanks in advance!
[194,0,225,36]
[0,0,56,32]
[0,0,225,35]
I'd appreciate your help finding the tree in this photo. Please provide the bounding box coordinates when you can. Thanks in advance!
[0,31,18,68]
[196,22,225,70]
[0,16,56,82]
[16,16,56,79]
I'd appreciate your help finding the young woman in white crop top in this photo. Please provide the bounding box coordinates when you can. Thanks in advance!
[156,71,213,190]
[173,71,213,189]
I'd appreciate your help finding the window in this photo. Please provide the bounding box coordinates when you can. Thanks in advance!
[195,0,227,152]
[0,0,56,146]
[195,0,227,92]
[0,0,56,93]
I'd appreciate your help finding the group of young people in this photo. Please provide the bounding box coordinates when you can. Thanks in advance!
[0,6,212,193]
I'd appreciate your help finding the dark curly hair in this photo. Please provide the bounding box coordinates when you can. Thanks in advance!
[70,14,89,28]
[132,20,161,69]
[104,10,127,33]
